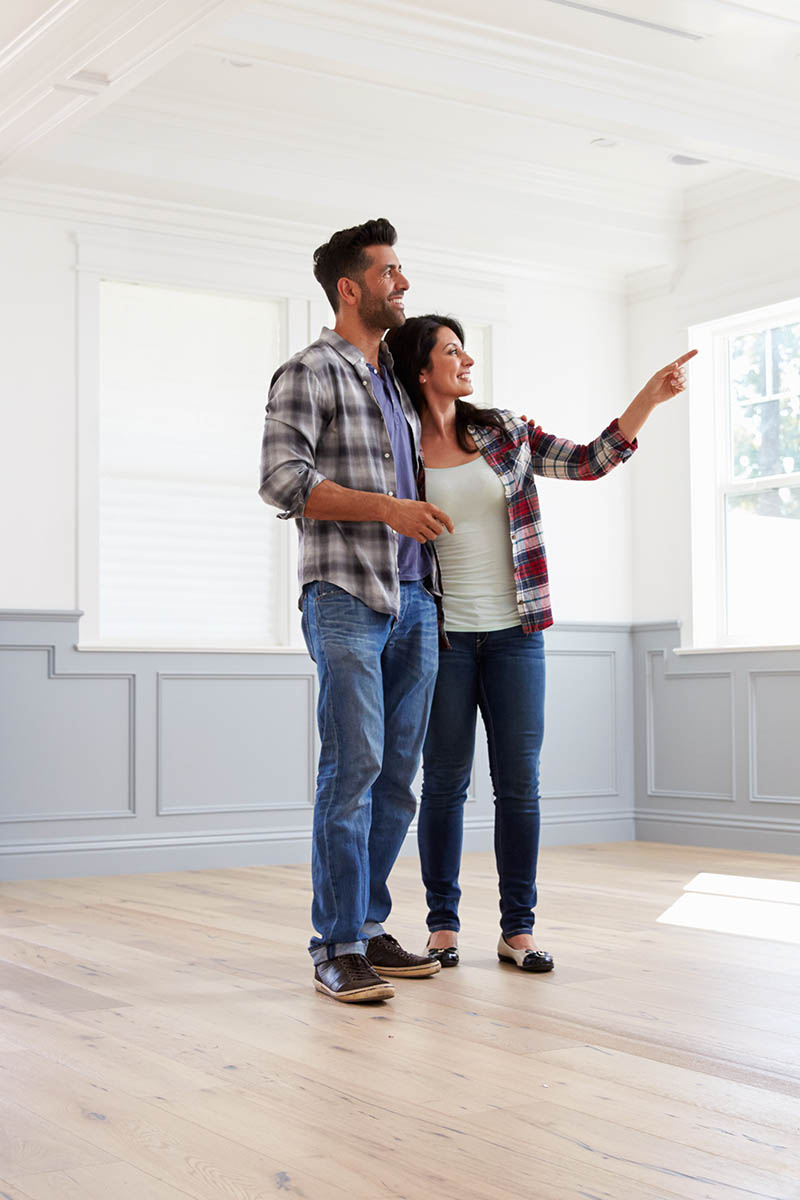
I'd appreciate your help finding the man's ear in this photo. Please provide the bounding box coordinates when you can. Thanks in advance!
[337,276,360,309]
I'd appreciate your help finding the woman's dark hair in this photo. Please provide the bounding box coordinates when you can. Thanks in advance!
[385,314,507,452]
[313,217,397,313]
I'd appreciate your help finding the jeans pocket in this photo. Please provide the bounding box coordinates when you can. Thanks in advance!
[316,583,350,600]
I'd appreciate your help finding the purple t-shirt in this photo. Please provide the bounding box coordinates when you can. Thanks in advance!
[367,362,431,582]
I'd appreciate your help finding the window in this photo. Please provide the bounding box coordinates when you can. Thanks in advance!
[690,299,800,646]
[460,322,492,409]
[96,281,292,647]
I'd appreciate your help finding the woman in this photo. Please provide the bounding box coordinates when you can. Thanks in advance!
[386,315,694,972]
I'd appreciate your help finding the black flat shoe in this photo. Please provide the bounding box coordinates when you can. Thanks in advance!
[427,945,459,968]
[497,935,554,973]
[426,937,459,968]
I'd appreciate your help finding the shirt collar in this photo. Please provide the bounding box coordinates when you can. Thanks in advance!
[319,327,395,372]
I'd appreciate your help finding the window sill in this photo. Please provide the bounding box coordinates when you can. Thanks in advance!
[674,643,800,656]
[75,643,310,655]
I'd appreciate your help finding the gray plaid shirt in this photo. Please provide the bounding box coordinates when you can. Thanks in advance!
[259,327,431,616]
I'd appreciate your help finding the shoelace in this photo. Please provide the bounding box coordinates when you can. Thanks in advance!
[370,934,415,962]
[337,954,382,982]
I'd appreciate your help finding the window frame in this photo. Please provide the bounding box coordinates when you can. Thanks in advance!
[75,230,311,651]
[689,297,800,649]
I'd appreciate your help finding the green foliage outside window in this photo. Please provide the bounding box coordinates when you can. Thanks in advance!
[730,322,800,518]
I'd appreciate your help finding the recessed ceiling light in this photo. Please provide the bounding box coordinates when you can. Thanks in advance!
[671,154,709,166]
[590,137,618,148]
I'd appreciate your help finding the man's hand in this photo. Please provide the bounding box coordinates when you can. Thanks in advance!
[385,498,454,543]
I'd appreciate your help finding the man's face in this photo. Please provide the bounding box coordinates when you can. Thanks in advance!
[353,244,409,332]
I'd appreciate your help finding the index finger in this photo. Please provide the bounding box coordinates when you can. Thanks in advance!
[431,505,454,535]
[674,349,698,367]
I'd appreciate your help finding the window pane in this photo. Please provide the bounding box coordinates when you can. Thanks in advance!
[99,281,285,646]
[731,397,796,479]
[771,322,800,395]
[726,487,800,641]
[461,322,491,409]
[730,331,766,406]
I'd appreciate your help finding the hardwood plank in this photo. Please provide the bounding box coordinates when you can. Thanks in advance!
[2,1052,350,1200]
[0,964,125,1014]
[2,843,799,1200]
[11,1160,201,1200]
[0,1094,112,1177]
[540,1044,800,1136]
[458,1101,798,1200]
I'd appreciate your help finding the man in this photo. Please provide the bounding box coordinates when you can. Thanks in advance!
[259,218,453,1002]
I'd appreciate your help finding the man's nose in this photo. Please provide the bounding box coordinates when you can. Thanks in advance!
[396,273,409,292]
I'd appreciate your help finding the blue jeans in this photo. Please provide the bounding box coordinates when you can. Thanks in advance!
[418,626,545,939]
[302,581,438,964]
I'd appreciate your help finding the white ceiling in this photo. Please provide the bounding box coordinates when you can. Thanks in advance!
[2,0,799,277]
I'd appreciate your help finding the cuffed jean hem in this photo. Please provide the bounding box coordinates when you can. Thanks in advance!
[308,921,386,964]
[309,940,366,965]
[360,920,385,940]
[428,922,460,933]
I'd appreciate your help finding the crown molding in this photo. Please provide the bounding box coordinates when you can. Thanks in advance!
[625,171,800,305]
[625,265,679,305]
[684,175,800,241]
[0,177,627,293]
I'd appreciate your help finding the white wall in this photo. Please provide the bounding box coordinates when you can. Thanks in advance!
[0,190,635,627]
[1,211,77,609]
[628,181,800,637]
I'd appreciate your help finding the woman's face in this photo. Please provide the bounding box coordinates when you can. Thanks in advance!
[421,325,474,401]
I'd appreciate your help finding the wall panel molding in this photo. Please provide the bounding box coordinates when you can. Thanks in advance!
[0,642,135,824]
[633,627,800,855]
[155,671,316,815]
[747,669,800,806]
[3,611,798,878]
[645,648,734,802]
[542,648,618,799]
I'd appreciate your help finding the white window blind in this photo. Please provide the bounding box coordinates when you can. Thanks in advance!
[461,322,492,409]
[98,280,288,647]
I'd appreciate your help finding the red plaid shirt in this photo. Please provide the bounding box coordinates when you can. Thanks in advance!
[467,411,637,632]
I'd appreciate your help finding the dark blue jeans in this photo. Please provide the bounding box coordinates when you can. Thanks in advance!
[418,626,546,938]
[302,581,438,963]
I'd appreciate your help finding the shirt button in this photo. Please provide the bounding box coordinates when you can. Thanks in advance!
[363,380,369,388]
[384,452,391,459]
[387,491,394,497]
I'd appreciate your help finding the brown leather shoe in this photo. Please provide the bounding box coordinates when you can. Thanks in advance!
[314,954,395,1003]
[366,933,441,977]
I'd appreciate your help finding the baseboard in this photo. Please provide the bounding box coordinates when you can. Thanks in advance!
[635,811,800,855]
[0,808,638,881]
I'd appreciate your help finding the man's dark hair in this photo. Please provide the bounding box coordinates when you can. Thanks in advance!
[313,217,398,313]
[385,314,508,453]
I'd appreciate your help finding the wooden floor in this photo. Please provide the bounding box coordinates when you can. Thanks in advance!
[0,842,799,1200]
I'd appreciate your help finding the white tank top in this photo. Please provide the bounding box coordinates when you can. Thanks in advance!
[425,454,521,632]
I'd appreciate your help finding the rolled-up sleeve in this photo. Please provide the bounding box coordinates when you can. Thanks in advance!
[259,360,331,519]
[527,417,637,481]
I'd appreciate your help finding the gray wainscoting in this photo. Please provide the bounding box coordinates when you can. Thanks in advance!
[0,611,635,880]
[633,624,800,854]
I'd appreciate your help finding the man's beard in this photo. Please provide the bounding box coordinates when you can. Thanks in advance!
[358,290,405,333]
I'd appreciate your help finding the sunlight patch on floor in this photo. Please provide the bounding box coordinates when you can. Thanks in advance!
[657,872,800,944]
